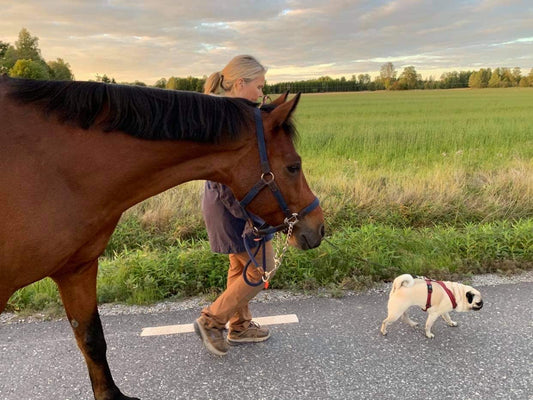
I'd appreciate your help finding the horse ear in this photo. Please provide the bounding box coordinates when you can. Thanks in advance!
[271,90,290,106]
[267,92,301,128]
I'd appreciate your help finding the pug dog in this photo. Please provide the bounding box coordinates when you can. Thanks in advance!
[380,274,483,338]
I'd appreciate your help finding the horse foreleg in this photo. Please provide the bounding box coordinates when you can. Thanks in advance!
[53,261,139,400]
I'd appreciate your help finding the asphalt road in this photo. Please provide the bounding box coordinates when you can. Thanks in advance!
[1,281,532,400]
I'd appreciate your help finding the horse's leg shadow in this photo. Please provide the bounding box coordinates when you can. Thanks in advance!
[0,287,14,314]
[53,260,140,400]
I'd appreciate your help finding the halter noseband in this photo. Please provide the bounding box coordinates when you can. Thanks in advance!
[239,108,320,235]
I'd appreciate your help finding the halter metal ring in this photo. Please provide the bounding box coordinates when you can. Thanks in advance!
[284,213,299,225]
[261,171,275,184]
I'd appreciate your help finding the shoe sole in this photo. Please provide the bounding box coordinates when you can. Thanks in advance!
[193,319,228,356]
[227,332,271,344]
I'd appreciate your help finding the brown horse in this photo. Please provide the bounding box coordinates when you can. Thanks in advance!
[0,75,324,400]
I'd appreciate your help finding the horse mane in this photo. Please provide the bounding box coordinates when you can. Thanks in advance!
[6,77,256,143]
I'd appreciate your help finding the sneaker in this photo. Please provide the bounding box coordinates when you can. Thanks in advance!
[193,316,229,356]
[227,321,271,344]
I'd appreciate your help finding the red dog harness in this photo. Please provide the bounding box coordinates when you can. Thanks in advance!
[422,278,458,311]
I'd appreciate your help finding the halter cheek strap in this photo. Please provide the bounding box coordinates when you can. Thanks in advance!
[239,108,320,234]
[239,108,320,286]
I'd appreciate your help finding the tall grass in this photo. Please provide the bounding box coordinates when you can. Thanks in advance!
[298,89,532,168]
[7,89,533,312]
[299,89,532,229]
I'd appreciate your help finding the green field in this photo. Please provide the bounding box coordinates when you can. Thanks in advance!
[299,88,532,227]
[8,88,533,313]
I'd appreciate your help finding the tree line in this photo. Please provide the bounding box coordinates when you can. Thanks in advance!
[1,28,74,80]
[2,29,533,93]
[266,63,533,93]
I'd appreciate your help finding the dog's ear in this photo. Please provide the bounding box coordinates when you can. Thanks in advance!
[466,291,475,304]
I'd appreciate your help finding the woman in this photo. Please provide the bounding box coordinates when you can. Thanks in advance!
[194,55,276,356]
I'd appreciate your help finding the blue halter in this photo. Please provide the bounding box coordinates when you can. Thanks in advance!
[239,108,320,286]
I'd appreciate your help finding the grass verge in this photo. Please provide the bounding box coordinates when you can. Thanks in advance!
[7,218,531,313]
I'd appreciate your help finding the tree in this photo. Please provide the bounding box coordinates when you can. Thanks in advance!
[1,44,18,73]
[397,66,420,89]
[380,62,396,89]
[424,76,438,89]
[0,40,11,73]
[14,28,43,62]
[512,67,522,86]
[95,74,116,83]
[518,68,533,87]
[358,74,371,86]
[488,70,502,88]
[468,68,491,88]
[47,58,74,80]
[9,59,50,80]
[2,29,48,75]
[154,78,167,88]
[0,40,8,59]
[498,68,513,87]
[166,77,178,90]
[458,71,472,87]
[518,77,530,87]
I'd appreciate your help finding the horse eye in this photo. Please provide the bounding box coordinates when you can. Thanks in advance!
[287,163,301,174]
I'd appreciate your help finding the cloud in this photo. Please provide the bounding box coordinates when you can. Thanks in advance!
[0,0,531,83]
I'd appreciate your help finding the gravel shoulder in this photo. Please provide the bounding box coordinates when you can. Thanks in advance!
[2,270,532,324]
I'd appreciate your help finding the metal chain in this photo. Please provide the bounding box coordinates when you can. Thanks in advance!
[262,219,296,282]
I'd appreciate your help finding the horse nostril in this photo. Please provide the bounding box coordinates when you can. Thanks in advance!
[319,224,325,238]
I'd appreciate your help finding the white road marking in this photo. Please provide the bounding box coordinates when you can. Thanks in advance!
[140,313,299,337]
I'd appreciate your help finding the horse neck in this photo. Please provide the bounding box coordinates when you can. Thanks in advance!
[2,95,253,219]
[123,139,248,205]
[6,111,246,215]
[80,131,251,212]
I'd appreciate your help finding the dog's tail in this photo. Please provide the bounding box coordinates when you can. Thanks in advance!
[391,274,414,292]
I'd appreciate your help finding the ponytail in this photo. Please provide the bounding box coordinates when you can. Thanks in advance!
[203,71,224,95]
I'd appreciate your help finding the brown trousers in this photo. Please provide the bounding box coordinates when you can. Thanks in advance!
[201,241,275,331]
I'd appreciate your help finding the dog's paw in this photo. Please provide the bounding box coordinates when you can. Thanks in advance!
[448,321,458,327]
[425,332,435,339]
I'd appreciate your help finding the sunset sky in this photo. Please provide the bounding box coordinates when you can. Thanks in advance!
[1,0,532,84]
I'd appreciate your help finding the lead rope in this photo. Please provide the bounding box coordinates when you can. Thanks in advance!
[242,217,297,287]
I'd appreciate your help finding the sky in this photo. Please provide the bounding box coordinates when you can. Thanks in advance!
[1,0,532,85]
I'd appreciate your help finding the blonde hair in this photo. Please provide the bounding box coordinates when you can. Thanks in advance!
[204,55,266,95]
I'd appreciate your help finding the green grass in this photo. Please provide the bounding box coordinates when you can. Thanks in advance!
[297,89,532,169]
[6,88,533,313]
[300,89,533,230]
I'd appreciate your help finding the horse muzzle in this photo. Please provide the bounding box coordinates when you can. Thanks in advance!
[291,221,325,250]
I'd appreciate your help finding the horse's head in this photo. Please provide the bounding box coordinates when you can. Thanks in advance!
[228,92,324,250]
